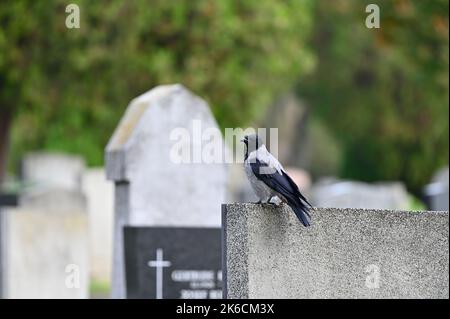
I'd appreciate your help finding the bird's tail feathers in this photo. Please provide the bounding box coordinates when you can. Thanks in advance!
[298,193,313,209]
[288,200,311,227]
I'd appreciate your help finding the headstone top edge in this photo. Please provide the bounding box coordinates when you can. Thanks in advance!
[432,166,449,183]
[123,225,221,230]
[222,203,449,215]
[105,83,189,154]
[23,152,85,165]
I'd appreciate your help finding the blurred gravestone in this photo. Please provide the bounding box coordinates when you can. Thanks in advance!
[2,153,89,298]
[424,167,449,211]
[311,178,410,210]
[82,168,114,292]
[0,192,18,298]
[21,153,85,191]
[106,84,227,299]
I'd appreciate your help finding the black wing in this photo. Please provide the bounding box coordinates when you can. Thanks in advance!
[280,168,313,209]
[250,158,312,226]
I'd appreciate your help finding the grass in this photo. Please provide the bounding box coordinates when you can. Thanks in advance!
[89,280,111,299]
[408,195,427,211]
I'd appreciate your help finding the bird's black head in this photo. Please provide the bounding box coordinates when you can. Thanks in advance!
[241,134,263,153]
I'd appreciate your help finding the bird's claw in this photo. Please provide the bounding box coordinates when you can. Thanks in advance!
[268,196,283,206]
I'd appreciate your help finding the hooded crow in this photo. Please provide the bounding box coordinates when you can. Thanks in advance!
[241,134,312,227]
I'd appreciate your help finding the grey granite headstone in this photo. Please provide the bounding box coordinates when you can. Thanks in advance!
[106,84,227,298]
[311,179,410,210]
[223,203,449,299]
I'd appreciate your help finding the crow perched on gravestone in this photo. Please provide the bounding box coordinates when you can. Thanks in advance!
[241,134,312,227]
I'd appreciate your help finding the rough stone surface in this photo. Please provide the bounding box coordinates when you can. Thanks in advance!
[106,84,228,298]
[223,203,449,299]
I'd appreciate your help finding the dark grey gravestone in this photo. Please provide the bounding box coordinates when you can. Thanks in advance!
[0,194,18,207]
[124,227,222,299]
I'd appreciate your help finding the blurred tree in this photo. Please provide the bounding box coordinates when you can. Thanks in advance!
[299,0,449,193]
[0,0,315,174]
[0,109,11,183]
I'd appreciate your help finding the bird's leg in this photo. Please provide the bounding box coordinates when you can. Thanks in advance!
[267,197,277,206]
[268,196,282,206]
[260,196,272,204]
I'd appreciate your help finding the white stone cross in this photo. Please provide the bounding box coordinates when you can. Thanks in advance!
[147,248,172,299]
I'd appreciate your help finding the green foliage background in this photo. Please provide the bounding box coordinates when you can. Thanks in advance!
[299,0,448,192]
[1,0,315,166]
[0,0,448,192]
